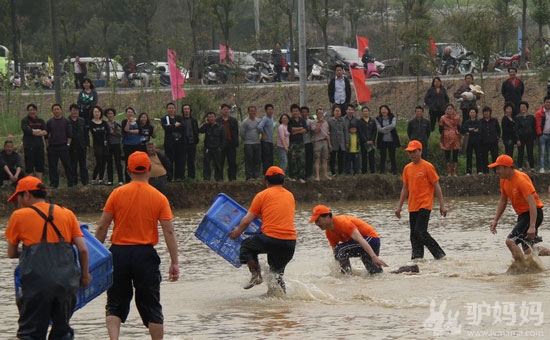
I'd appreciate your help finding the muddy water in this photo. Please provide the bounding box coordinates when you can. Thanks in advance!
[1,197,549,339]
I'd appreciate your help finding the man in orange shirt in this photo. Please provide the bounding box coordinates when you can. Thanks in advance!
[95,151,179,340]
[488,154,544,260]
[4,176,91,339]
[309,205,388,274]
[395,140,447,260]
[229,166,296,294]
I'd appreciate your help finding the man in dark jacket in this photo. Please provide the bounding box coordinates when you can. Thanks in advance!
[407,106,431,160]
[199,112,226,181]
[20,103,47,180]
[217,103,239,181]
[0,140,24,187]
[182,104,199,180]
[357,106,377,174]
[480,106,501,173]
[501,67,524,118]
[328,65,351,109]
[161,102,184,181]
[68,103,89,186]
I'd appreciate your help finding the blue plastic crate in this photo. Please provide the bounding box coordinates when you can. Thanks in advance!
[14,224,113,312]
[195,193,261,267]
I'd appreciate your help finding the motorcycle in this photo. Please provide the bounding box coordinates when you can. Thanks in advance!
[494,52,520,71]
[202,64,230,85]
[308,58,332,81]
[456,51,477,74]
[440,55,457,75]
[349,62,380,79]
[244,62,274,83]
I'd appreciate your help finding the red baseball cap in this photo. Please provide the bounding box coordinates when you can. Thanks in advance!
[309,205,332,223]
[488,154,514,168]
[7,176,46,202]
[127,151,151,173]
[265,166,284,177]
[404,140,423,151]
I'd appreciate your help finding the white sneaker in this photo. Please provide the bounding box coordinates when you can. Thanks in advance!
[540,168,545,174]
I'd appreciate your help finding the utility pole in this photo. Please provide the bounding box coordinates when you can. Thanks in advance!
[298,0,307,106]
[254,0,260,50]
[49,0,61,103]
[10,0,19,76]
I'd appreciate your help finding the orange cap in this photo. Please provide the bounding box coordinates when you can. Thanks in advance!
[128,151,151,173]
[309,205,332,223]
[265,166,284,177]
[404,140,423,151]
[7,176,45,202]
[488,154,514,168]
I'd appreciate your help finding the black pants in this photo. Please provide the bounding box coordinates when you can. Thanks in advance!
[304,142,313,178]
[361,146,376,174]
[465,141,482,174]
[182,143,197,179]
[69,145,89,185]
[409,209,445,260]
[164,140,184,180]
[330,150,345,175]
[239,234,296,275]
[244,144,261,180]
[517,136,535,169]
[220,144,237,181]
[203,147,223,181]
[429,110,444,132]
[106,143,124,184]
[92,144,108,181]
[379,141,397,174]
[261,141,274,174]
[47,145,74,188]
[480,142,499,173]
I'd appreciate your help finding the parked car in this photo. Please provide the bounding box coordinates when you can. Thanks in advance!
[187,50,257,84]
[62,57,125,87]
[306,45,361,73]
[134,61,188,87]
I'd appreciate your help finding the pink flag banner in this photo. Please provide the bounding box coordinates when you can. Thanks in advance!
[219,44,234,62]
[350,67,371,103]
[167,49,186,100]
[356,35,370,57]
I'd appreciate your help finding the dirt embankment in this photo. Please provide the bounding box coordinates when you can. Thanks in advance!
[1,73,549,215]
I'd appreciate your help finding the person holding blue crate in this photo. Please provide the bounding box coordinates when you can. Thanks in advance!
[229,166,297,295]
[4,176,91,340]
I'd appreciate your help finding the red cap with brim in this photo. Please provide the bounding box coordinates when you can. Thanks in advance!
[7,176,45,202]
[309,205,331,223]
[488,154,514,168]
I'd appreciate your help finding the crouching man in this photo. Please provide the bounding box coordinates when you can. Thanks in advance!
[309,205,387,274]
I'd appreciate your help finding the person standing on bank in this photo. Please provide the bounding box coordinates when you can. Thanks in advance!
[257,103,275,173]
[501,67,524,118]
[217,103,239,181]
[5,176,91,339]
[271,42,283,82]
[21,103,47,180]
[309,205,388,275]
[376,105,400,175]
[488,155,544,261]
[515,101,536,171]
[181,104,199,180]
[95,151,179,340]
[407,106,431,160]
[199,112,225,182]
[439,103,461,177]
[424,76,449,132]
[73,56,87,89]
[68,103,89,186]
[396,140,447,260]
[328,64,351,108]
[454,73,481,123]
[229,166,296,295]
[357,105,377,174]
[501,102,519,158]
[161,102,184,181]
[240,105,261,180]
[76,78,98,124]
[46,104,75,188]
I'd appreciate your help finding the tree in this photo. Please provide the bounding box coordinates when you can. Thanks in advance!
[184,0,209,80]
[492,0,518,53]
[125,0,160,61]
[210,0,236,61]
[341,0,371,47]
[309,0,331,66]
[265,0,297,80]
[531,0,550,47]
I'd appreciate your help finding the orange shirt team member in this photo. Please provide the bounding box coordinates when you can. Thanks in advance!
[395,140,447,260]
[4,176,90,339]
[95,151,179,340]
[229,166,296,295]
[309,205,388,274]
[488,154,544,260]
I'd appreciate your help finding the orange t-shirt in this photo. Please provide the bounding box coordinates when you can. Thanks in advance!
[500,170,544,215]
[325,215,379,248]
[402,160,440,212]
[248,185,296,240]
[103,181,173,245]
[5,202,83,246]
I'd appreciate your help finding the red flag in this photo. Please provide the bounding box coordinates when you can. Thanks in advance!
[219,44,234,62]
[430,39,436,59]
[167,49,186,100]
[350,68,371,103]
[356,35,370,58]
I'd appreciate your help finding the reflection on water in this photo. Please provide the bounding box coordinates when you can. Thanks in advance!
[1,196,549,339]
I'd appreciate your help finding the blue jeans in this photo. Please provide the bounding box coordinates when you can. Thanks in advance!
[539,134,550,169]
[276,146,288,173]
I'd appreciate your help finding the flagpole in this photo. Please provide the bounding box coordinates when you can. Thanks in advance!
[298,0,307,106]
